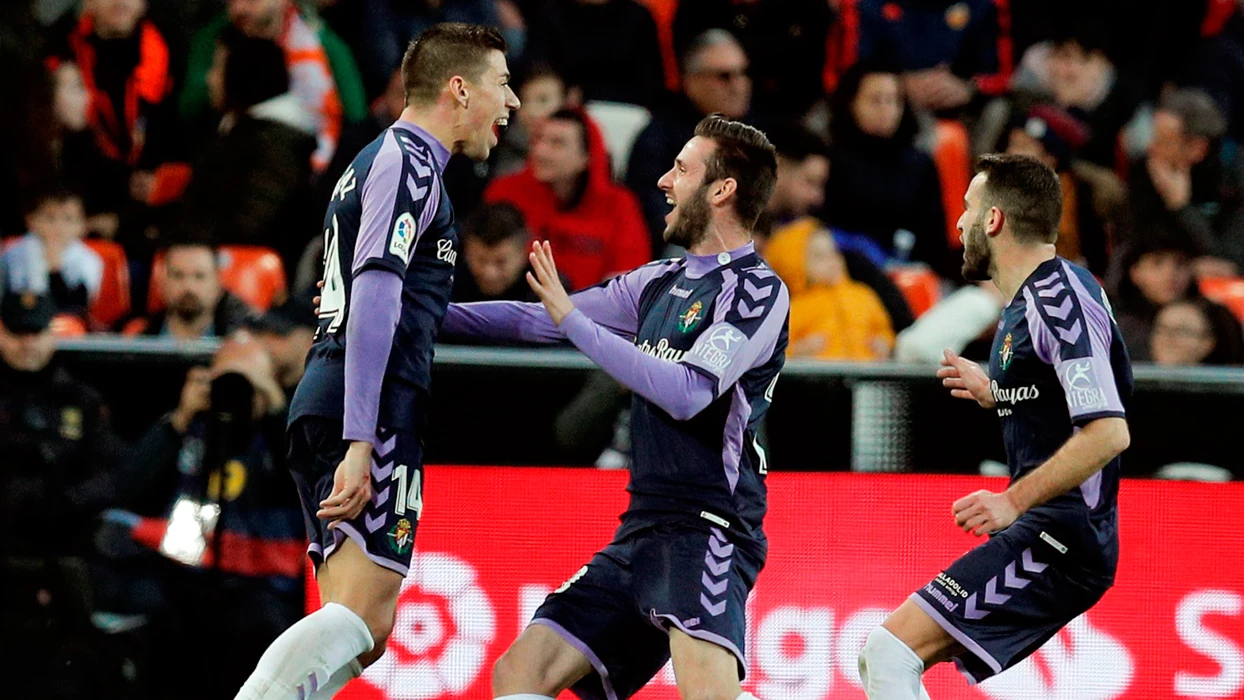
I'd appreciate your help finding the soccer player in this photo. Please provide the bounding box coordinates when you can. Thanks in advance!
[234,24,519,700]
[441,115,788,700]
[858,154,1132,698]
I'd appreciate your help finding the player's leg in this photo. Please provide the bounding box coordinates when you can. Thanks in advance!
[235,421,415,699]
[858,599,959,700]
[492,623,593,698]
[497,541,671,700]
[668,628,753,700]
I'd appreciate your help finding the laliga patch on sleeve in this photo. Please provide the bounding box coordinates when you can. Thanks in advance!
[389,212,417,265]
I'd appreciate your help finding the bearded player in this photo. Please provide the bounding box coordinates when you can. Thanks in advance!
[858,154,1132,698]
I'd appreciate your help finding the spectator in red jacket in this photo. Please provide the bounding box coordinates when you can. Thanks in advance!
[484,108,651,290]
[48,0,176,219]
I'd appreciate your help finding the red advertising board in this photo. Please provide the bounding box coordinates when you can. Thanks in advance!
[308,468,1244,700]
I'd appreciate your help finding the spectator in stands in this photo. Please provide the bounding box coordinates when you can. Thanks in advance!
[1008,17,1141,168]
[1182,0,1244,144]
[1151,297,1244,366]
[764,125,915,332]
[1128,88,1244,277]
[124,335,302,698]
[246,293,317,391]
[179,0,366,171]
[766,219,895,360]
[847,0,1012,114]
[0,290,126,695]
[0,186,102,320]
[178,29,317,269]
[525,0,664,108]
[1109,237,1199,361]
[0,58,117,239]
[626,29,751,253]
[495,62,581,177]
[825,61,951,277]
[455,203,541,302]
[48,0,177,219]
[0,291,125,555]
[485,108,650,290]
[123,242,254,338]
[673,0,835,120]
[1002,103,1126,276]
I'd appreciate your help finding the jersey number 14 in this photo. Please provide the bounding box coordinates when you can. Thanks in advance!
[392,464,424,520]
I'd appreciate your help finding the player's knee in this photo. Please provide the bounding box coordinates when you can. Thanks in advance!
[677,682,741,700]
[492,645,543,693]
[859,626,923,689]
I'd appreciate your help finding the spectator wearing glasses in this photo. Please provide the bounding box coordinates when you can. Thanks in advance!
[626,29,752,254]
[1151,297,1244,366]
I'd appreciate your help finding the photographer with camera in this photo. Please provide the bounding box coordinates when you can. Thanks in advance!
[117,335,304,699]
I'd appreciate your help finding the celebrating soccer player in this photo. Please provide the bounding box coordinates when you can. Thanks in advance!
[442,115,788,700]
[234,24,519,699]
[859,154,1133,698]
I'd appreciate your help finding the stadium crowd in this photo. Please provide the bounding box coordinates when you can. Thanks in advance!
[2,0,1244,695]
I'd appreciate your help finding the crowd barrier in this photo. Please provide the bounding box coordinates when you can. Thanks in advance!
[303,467,1244,700]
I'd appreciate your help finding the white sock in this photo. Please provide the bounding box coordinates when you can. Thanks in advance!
[234,602,375,700]
[308,659,363,699]
[737,693,760,700]
[858,627,926,699]
[494,695,555,700]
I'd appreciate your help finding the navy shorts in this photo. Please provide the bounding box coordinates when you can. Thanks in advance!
[532,522,763,700]
[287,417,424,577]
[911,520,1113,684]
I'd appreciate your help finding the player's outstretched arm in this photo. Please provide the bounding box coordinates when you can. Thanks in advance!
[1006,416,1129,514]
[938,349,994,408]
[526,241,717,420]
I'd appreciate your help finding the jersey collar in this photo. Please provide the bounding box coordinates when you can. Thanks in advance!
[684,241,756,279]
[393,120,452,173]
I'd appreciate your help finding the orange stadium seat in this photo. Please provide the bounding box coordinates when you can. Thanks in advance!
[636,0,680,92]
[888,264,942,318]
[1199,276,1244,322]
[83,238,131,328]
[932,119,972,250]
[148,245,288,313]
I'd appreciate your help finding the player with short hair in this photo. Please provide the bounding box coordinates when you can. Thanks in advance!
[234,23,519,700]
[442,114,787,700]
[858,154,1132,698]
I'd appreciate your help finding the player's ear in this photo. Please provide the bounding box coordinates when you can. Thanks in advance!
[987,206,1005,238]
[449,75,469,108]
[711,178,737,206]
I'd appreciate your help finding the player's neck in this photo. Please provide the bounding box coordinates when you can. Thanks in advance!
[993,244,1058,302]
[398,106,456,154]
[688,219,751,256]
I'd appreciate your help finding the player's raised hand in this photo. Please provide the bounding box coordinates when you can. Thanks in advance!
[953,489,1020,536]
[318,441,373,526]
[526,240,575,325]
[938,349,995,408]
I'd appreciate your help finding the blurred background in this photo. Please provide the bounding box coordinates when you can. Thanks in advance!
[1,0,1243,697]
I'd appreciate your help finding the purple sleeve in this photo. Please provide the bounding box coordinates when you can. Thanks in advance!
[353,131,440,275]
[560,309,717,420]
[343,269,403,443]
[681,269,790,396]
[441,260,681,344]
[1023,267,1125,423]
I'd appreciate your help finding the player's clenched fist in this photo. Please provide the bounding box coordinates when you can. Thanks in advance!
[952,489,1020,536]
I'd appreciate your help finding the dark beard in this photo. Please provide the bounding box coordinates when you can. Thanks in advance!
[662,183,712,249]
[171,293,208,323]
[960,217,992,282]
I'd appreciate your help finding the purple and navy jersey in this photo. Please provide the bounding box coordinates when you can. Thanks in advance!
[443,244,789,552]
[289,120,456,433]
[989,258,1132,543]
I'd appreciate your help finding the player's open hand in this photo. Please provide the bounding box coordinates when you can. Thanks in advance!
[938,349,995,408]
[318,441,372,526]
[953,489,1020,536]
[527,240,575,325]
